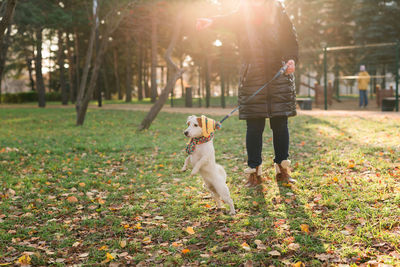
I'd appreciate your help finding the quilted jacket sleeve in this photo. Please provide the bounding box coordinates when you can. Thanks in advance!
[278,3,299,63]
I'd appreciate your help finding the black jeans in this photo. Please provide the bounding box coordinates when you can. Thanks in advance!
[246,116,289,168]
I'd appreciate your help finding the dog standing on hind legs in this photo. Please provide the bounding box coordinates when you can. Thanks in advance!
[181,115,236,215]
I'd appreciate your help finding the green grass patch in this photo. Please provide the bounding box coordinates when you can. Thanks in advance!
[0,107,399,265]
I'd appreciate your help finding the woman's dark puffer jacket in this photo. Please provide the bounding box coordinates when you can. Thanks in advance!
[213,1,299,119]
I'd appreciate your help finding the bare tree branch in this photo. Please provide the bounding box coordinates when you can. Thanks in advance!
[139,16,184,131]
[0,0,17,44]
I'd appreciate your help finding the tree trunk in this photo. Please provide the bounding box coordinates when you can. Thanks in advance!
[102,67,111,100]
[26,56,35,91]
[76,34,109,125]
[144,64,150,98]
[220,63,225,109]
[180,58,184,98]
[76,13,97,113]
[150,14,158,103]
[205,56,211,108]
[58,31,68,105]
[95,25,102,107]
[73,29,80,103]
[0,0,17,44]
[113,48,122,100]
[0,25,11,104]
[137,43,143,100]
[125,47,133,102]
[139,17,183,130]
[66,33,75,103]
[35,28,46,108]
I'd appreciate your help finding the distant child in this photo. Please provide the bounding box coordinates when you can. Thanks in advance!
[357,65,370,108]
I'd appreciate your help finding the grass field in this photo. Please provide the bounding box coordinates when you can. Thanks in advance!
[0,107,399,266]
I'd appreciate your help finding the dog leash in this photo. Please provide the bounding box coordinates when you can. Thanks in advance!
[218,64,289,125]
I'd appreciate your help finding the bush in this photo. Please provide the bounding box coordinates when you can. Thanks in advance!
[1,91,62,103]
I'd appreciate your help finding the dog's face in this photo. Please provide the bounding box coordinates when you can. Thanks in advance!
[184,115,203,138]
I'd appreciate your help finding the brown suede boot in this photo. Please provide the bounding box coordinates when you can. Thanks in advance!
[275,160,296,183]
[244,165,263,187]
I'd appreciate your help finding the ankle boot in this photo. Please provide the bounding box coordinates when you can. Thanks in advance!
[274,160,296,183]
[244,165,263,187]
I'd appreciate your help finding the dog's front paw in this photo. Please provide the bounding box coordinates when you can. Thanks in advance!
[229,210,236,215]
[190,169,198,176]
[181,166,187,172]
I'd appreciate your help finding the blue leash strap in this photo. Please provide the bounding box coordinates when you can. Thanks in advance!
[219,64,289,125]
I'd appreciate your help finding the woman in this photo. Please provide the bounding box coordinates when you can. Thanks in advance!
[197,0,298,186]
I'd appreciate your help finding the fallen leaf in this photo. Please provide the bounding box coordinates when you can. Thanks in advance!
[106,252,115,261]
[171,242,181,248]
[119,252,129,257]
[300,224,310,234]
[244,260,253,267]
[315,254,333,261]
[79,182,85,187]
[79,253,89,258]
[185,227,195,235]
[288,243,300,250]
[67,196,78,203]
[98,245,108,251]
[142,236,151,244]
[293,262,305,267]
[241,242,251,251]
[268,250,281,256]
[16,255,31,265]
[120,240,127,248]
[254,240,266,250]
[182,248,190,254]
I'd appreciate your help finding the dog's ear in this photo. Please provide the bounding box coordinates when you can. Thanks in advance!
[196,117,202,127]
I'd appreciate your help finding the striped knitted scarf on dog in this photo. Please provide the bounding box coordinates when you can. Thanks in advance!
[186,132,214,155]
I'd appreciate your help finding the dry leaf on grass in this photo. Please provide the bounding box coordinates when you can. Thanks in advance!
[241,242,251,251]
[268,250,281,256]
[66,196,78,203]
[300,224,310,234]
[185,227,195,235]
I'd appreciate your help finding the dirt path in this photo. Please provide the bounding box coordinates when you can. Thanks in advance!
[2,103,400,119]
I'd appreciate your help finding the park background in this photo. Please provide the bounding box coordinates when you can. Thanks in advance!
[0,0,400,266]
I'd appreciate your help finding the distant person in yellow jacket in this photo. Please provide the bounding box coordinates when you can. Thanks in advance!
[358,65,370,108]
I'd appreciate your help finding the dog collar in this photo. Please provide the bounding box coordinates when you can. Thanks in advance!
[186,132,214,155]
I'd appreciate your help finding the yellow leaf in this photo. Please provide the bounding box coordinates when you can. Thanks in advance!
[241,242,251,251]
[67,196,78,203]
[79,182,86,187]
[348,163,355,169]
[97,198,105,205]
[185,227,195,235]
[204,204,211,208]
[17,255,31,265]
[142,236,151,244]
[0,263,12,266]
[171,242,181,247]
[332,177,338,182]
[106,252,115,261]
[182,248,190,254]
[120,240,127,248]
[300,224,310,234]
[293,262,305,267]
[98,245,108,251]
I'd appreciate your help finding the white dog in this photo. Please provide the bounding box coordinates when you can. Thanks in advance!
[181,115,236,215]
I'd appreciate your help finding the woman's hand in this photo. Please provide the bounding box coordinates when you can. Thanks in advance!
[285,60,295,75]
[196,18,213,31]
